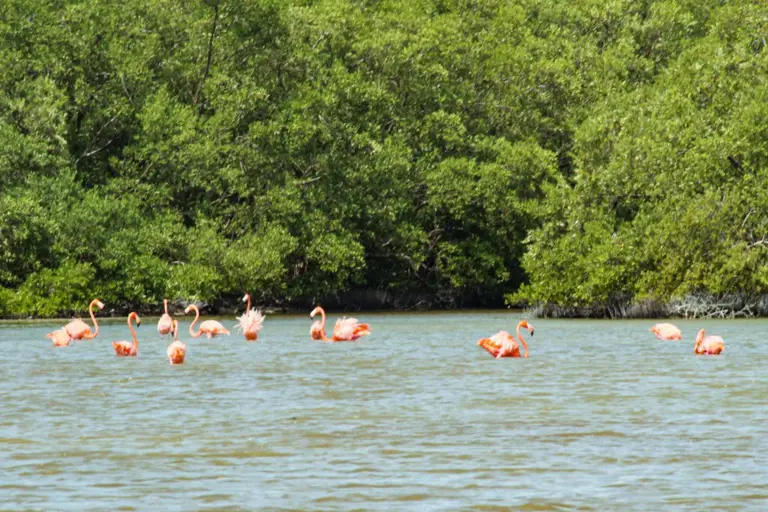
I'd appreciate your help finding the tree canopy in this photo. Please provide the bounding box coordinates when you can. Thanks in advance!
[1,0,766,317]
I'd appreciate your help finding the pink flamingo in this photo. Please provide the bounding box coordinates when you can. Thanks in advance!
[309,306,372,342]
[694,329,724,355]
[47,328,72,347]
[167,319,187,365]
[113,312,141,357]
[236,293,265,341]
[63,299,105,340]
[185,304,230,338]
[477,320,534,358]
[157,299,173,336]
[650,323,682,340]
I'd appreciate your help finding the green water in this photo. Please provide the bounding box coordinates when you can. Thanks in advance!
[1,312,766,510]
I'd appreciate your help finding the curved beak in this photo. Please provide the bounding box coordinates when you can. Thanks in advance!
[529,327,534,336]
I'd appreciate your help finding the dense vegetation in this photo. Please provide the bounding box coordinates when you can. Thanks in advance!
[1,0,767,317]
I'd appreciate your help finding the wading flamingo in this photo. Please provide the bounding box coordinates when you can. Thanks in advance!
[158,299,173,336]
[185,304,230,338]
[47,328,72,347]
[166,319,186,365]
[237,293,265,341]
[63,299,105,340]
[113,312,141,357]
[650,323,682,340]
[477,320,534,358]
[694,329,724,355]
[309,306,372,342]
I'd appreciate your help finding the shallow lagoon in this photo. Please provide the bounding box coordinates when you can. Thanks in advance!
[1,312,766,510]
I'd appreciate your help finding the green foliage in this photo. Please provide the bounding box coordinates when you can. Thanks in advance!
[0,0,766,316]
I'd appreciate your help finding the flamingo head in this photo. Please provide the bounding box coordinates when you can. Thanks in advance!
[184,305,195,315]
[129,312,142,326]
[92,299,105,310]
[242,294,250,303]
[310,307,322,318]
[520,319,534,336]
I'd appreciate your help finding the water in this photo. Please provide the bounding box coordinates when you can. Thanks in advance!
[1,312,766,510]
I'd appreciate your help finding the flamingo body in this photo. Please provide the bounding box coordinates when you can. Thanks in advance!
[167,320,186,364]
[332,318,372,341]
[237,294,265,341]
[63,299,104,340]
[114,312,140,357]
[478,320,534,359]
[310,320,325,340]
[158,299,173,336]
[47,328,72,347]
[199,320,230,338]
[650,323,682,340]
[695,329,724,355]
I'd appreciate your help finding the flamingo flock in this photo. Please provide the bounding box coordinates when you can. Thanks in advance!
[46,297,727,362]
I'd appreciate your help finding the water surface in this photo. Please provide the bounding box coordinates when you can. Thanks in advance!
[1,313,767,510]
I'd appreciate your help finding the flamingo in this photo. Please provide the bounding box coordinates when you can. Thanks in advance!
[63,299,105,340]
[158,299,173,336]
[236,293,265,341]
[46,328,72,347]
[694,329,724,355]
[650,323,682,340]
[113,312,141,357]
[309,306,372,342]
[166,319,187,365]
[184,304,230,338]
[477,320,534,358]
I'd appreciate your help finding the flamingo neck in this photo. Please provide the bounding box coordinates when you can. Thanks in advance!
[164,299,169,315]
[245,294,252,311]
[84,300,100,339]
[189,306,202,337]
[319,308,328,340]
[516,322,529,358]
[694,330,704,353]
[128,314,138,347]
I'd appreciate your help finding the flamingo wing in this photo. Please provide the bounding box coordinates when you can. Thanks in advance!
[477,331,516,357]
[113,341,136,356]
[651,323,682,340]
[158,314,173,335]
[167,341,187,364]
[333,317,364,341]
[64,319,91,339]
[47,328,72,347]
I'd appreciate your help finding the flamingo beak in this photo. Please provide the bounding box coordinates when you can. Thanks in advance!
[242,294,249,302]
[95,300,105,309]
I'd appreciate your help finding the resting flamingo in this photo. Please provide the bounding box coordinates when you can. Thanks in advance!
[309,306,372,342]
[185,304,230,338]
[113,312,141,357]
[158,299,173,336]
[477,320,534,358]
[237,293,265,341]
[63,299,105,340]
[47,328,72,347]
[650,322,682,340]
[166,319,187,365]
[694,329,724,355]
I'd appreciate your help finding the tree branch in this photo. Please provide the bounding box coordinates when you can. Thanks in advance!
[193,2,219,111]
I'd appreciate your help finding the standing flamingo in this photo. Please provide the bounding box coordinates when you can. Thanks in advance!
[694,329,724,355]
[477,320,534,358]
[158,299,173,336]
[47,328,72,347]
[650,323,682,340]
[185,304,230,338]
[309,306,372,342]
[113,312,141,357]
[63,299,105,340]
[166,319,187,365]
[236,293,265,341]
